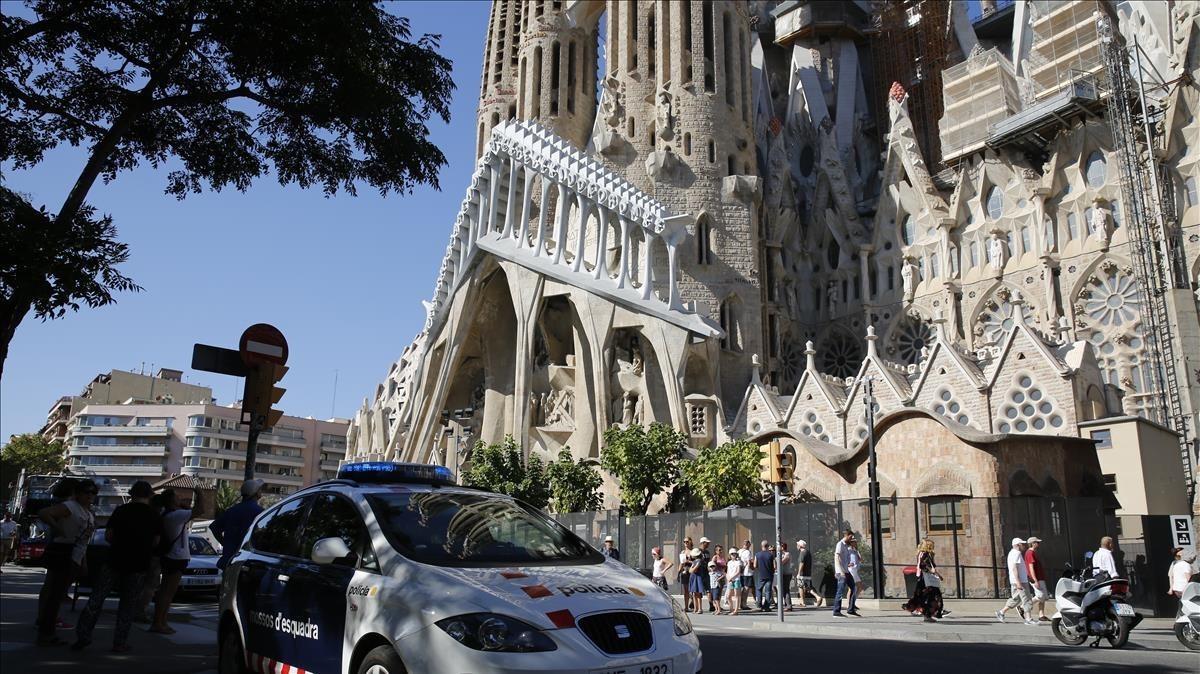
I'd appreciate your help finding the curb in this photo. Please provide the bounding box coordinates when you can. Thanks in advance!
[748,620,1191,653]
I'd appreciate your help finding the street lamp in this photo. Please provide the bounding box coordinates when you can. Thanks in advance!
[864,377,885,601]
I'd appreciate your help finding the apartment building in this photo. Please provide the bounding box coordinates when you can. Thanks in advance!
[63,399,348,498]
[42,368,214,443]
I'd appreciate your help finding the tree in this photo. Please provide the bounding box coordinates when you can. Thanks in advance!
[0,187,140,378]
[212,482,240,517]
[1,433,66,502]
[679,439,765,510]
[0,1,455,376]
[461,436,550,510]
[546,449,603,514]
[600,423,686,514]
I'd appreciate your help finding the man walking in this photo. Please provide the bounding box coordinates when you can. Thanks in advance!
[0,513,18,567]
[601,535,620,560]
[755,540,775,612]
[73,480,160,652]
[1025,536,1050,622]
[210,479,264,569]
[831,529,859,616]
[1092,536,1119,579]
[795,540,824,607]
[996,537,1037,625]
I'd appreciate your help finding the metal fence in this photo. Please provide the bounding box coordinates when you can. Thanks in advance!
[555,496,1117,600]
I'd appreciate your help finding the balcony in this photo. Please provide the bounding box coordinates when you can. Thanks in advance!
[182,466,244,481]
[70,444,168,458]
[772,1,868,44]
[74,424,171,437]
[256,472,303,486]
[260,431,306,448]
[183,446,246,462]
[255,451,305,467]
[319,460,340,472]
[72,464,165,477]
[319,439,347,452]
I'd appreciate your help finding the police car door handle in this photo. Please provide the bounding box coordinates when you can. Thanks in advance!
[277,574,290,583]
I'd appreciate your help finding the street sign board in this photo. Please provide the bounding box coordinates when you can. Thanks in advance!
[239,323,288,367]
[192,344,249,377]
[1170,514,1196,555]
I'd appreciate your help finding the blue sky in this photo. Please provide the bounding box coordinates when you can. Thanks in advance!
[1,1,492,439]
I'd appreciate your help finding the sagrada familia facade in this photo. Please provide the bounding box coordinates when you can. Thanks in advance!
[348,1,1200,514]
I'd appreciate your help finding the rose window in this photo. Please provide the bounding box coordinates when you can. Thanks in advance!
[778,339,804,389]
[979,299,1019,345]
[892,318,934,364]
[1084,270,1140,327]
[820,333,864,379]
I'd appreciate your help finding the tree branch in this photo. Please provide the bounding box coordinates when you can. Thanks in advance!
[149,84,251,110]
[1,84,111,136]
[0,0,88,51]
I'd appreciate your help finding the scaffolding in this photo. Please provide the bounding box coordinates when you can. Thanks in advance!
[939,47,1022,163]
[1096,15,1195,498]
[1025,0,1110,102]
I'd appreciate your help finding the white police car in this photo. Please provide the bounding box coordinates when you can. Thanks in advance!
[217,462,700,674]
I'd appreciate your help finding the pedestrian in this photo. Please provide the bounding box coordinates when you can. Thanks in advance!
[795,540,823,607]
[847,537,862,610]
[900,540,926,616]
[602,535,620,560]
[72,480,160,652]
[1092,536,1119,579]
[996,537,1037,625]
[698,537,713,612]
[678,537,693,600]
[724,551,743,616]
[755,540,775,612]
[778,542,794,610]
[710,545,727,614]
[0,512,18,567]
[1168,547,1196,600]
[135,492,167,623]
[209,478,264,569]
[1025,536,1050,622]
[915,539,945,622]
[738,540,754,609]
[150,488,204,634]
[831,529,859,616]
[35,478,97,646]
[687,548,705,613]
[651,547,672,593]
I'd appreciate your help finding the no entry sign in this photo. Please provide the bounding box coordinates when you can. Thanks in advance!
[239,323,288,368]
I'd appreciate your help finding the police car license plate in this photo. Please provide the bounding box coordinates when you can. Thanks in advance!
[591,661,670,674]
[1114,603,1135,617]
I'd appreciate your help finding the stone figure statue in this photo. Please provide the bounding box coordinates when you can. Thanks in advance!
[655,84,675,142]
[530,392,542,426]
[988,233,1006,270]
[827,281,839,315]
[600,76,622,129]
[901,259,917,300]
[1042,215,1055,253]
[621,391,636,426]
[1089,201,1111,246]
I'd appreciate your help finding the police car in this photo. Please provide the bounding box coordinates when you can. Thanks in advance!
[217,462,701,674]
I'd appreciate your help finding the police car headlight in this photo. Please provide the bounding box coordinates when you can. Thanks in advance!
[435,613,557,652]
[671,599,693,636]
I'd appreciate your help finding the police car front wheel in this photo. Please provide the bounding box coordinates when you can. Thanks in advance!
[218,627,247,674]
[359,644,406,674]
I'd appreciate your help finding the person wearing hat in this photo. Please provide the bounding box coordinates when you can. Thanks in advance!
[1024,536,1050,622]
[73,480,159,652]
[795,540,823,607]
[698,537,713,611]
[210,478,266,570]
[650,547,672,593]
[686,548,706,613]
[1168,547,1197,600]
[601,535,620,561]
[996,537,1036,624]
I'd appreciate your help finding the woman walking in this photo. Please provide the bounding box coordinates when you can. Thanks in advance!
[35,479,96,646]
[915,539,945,622]
[651,547,673,593]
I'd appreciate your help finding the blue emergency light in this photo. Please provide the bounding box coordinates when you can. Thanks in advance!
[336,461,457,486]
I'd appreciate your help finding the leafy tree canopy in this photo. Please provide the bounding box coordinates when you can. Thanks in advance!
[212,481,239,517]
[0,0,454,377]
[546,448,603,514]
[461,436,550,510]
[679,439,765,510]
[1,433,67,503]
[600,423,686,514]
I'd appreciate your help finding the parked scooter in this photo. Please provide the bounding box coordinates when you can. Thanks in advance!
[1051,564,1143,648]
[1175,581,1200,651]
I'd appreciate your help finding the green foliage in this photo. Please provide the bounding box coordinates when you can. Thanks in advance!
[461,436,550,509]
[679,439,765,510]
[213,482,240,517]
[600,423,686,514]
[0,0,455,376]
[546,449,603,513]
[0,433,66,502]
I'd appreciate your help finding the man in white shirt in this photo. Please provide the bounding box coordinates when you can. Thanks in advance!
[1091,536,1119,579]
[0,513,18,566]
[738,540,754,610]
[996,537,1037,625]
[831,529,859,616]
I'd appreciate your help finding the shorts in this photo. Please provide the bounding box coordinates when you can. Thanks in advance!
[1033,580,1048,601]
[796,576,813,590]
[161,557,188,574]
[729,577,744,590]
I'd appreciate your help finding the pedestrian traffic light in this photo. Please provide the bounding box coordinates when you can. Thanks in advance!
[759,442,774,482]
[242,363,288,429]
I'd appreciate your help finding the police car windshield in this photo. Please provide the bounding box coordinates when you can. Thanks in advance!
[366,491,601,567]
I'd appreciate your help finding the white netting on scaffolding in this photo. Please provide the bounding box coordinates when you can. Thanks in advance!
[939,46,1021,161]
[1025,0,1109,100]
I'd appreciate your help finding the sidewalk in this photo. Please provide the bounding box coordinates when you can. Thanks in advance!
[678,596,1186,652]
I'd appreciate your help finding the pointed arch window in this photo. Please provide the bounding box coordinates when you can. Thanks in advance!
[696,217,713,265]
[985,186,1003,220]
[1085,151,1106,188]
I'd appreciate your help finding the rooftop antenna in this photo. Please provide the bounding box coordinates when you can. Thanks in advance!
[331,370,339,418]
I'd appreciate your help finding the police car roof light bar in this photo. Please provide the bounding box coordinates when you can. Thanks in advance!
[336,461,457,486]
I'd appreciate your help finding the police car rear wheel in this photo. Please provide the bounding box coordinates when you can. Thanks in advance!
[358,645,406,674]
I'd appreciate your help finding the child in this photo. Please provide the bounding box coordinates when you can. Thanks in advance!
[651,547,672,593]
[725,554,743,616]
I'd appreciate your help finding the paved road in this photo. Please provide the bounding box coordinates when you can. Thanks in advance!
[3,564,1195,674]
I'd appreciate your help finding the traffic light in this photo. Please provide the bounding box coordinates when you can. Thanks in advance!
[242,363,288,430]
[759,442,774,482]
[760,439,796,486]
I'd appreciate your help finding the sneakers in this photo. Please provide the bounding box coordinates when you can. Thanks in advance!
[847,609,862,617]
[1017,607,1027,620]
[995,609,1006,623]
[1023,618,1039,626]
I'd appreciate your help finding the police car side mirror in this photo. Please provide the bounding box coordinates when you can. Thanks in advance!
[312,537,352,565]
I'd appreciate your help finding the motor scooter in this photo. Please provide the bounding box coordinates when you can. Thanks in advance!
[1175,581,1200,651]
[1051,565,1142,649]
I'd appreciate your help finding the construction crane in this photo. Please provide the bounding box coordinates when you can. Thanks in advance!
[1097,16,1195,501]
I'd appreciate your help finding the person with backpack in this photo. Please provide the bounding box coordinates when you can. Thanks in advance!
[34,479,96,646]
[150,488,204,634]
[73,480,160,652]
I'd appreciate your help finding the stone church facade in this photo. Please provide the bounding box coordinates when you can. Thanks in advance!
[348,1,1200,513]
